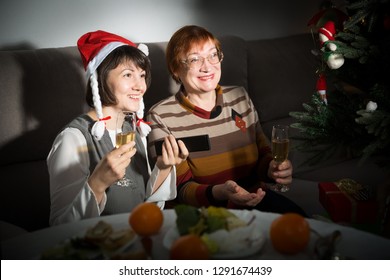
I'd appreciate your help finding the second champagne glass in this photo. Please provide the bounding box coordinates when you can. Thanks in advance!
[270,124,290,192]
[115,111,136,187]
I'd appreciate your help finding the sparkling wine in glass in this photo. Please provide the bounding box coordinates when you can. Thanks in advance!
[270,125,290,192]
[115,111,136,187]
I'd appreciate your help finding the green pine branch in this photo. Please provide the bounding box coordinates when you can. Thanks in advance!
[291,0,390,170]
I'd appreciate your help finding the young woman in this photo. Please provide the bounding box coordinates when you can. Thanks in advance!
[147,25,306,216]
[47,30,188,225]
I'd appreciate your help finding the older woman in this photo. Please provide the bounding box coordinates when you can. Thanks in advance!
[147,25,306,216]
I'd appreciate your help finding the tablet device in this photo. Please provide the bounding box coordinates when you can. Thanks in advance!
[155,134,210,155]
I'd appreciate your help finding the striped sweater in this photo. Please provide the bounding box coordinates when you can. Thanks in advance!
[147,85,273,207]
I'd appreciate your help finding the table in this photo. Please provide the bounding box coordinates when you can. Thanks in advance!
[279,178,328,217]
[2,209,390,260]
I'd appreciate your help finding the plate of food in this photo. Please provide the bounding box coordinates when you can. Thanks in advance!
[41,220,138,259]
[163,205,265,259]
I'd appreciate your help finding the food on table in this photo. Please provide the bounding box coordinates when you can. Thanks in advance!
[129,202,163,236]
[102,228,136,251]
[269,213,310,254]
[173,205,257,255]
[41,220,137,259]
[169,234,210,260]
[174,205,248,236]
[85,220,113,243]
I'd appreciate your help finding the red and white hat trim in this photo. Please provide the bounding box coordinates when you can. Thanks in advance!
[86,41,127,78]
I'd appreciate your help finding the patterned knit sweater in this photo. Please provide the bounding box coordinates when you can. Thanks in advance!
[147,85,273,207]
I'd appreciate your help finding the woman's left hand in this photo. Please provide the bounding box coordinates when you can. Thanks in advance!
[267,159,293,185]
[156,135,189,170]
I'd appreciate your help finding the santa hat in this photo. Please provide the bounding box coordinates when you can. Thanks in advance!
[318,21,336,44]
[77,30,150,140]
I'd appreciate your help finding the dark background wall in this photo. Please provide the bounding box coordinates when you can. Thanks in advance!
[0,0,322,49]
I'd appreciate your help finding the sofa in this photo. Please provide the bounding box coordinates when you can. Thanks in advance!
[1,33,388,238]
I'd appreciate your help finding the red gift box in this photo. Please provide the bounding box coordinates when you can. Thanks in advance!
[318,181,379,224]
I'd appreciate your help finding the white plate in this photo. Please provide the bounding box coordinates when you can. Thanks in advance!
[163,209,265,259]
[41,227,138,259]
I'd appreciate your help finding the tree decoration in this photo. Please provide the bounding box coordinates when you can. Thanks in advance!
[319,20,345,69]
[290,0,390,170]
[316,73,328,105]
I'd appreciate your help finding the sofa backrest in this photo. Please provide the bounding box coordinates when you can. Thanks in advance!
[246,34,317,136]
[0,47,86,231]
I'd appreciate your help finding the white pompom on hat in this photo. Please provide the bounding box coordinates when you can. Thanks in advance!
[77,30,149,140]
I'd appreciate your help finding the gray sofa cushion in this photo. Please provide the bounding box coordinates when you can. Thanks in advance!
[247,34,317,124]
[0,47,86,165]
[0,47,86,231]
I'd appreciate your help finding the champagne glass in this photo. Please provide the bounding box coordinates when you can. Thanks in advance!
[270,124,290,192]
[115,111,136,187]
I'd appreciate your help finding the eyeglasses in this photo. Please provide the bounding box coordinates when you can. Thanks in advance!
[181,51,224,69]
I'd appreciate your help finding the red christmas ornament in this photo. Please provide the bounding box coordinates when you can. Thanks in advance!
[316,74,328,105]
[307,7,348,30]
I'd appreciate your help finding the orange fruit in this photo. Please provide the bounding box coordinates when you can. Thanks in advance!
[129,202,163,236]
[170,234,210,260]
[270,213,310,255]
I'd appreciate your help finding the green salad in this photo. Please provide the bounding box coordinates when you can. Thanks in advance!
[174,204,248,235]
[174,205,249,253]
[174,204,260,254]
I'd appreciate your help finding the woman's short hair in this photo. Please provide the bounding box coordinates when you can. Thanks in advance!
[166,25,221,84]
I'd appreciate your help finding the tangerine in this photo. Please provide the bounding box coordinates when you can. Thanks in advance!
[129,202,163,236]
[269,213,310,255]
[170,234,210,260]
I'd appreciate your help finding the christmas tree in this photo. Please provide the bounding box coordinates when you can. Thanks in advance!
[290,0,390,169]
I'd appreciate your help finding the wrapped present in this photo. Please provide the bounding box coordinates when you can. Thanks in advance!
[318,179,379,224]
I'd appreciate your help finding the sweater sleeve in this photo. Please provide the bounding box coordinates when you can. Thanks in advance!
[47,128,105,226]
[175,160,224,207]
[147,111,213,207]
[145,164,177,207]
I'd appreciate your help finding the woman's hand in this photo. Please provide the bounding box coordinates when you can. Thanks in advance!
[88,141,136,200]
[267,159,293,185]
[156,135,189,170]
[212,180,266,207]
